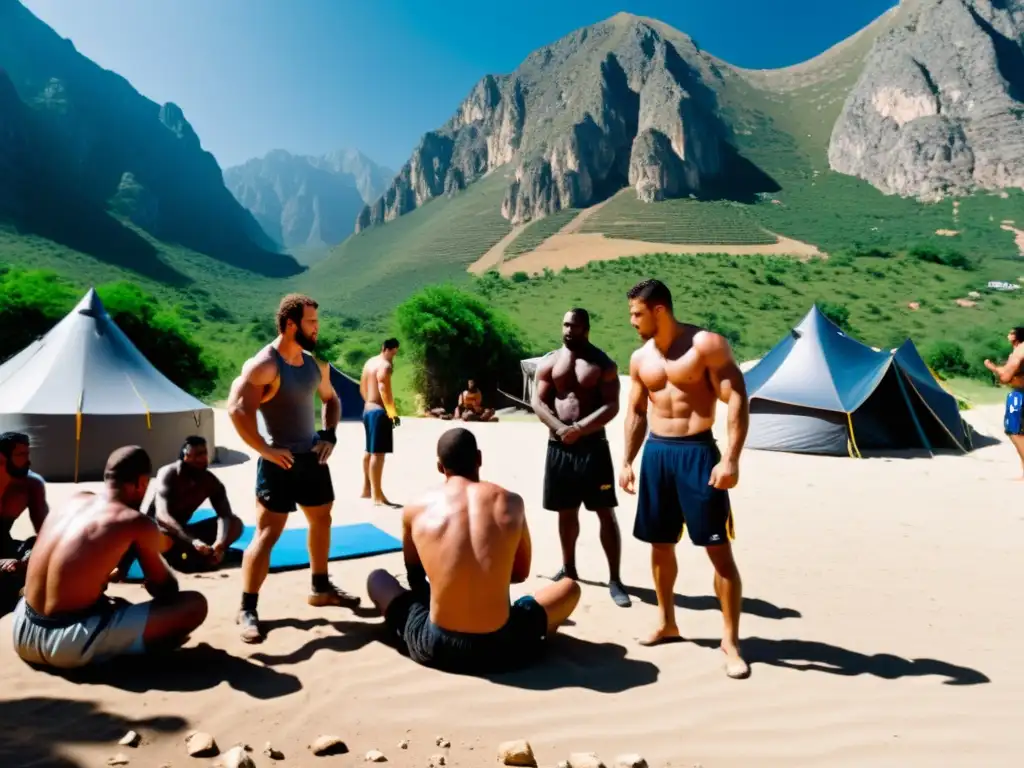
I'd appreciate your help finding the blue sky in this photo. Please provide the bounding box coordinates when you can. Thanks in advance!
[21,0,897,171]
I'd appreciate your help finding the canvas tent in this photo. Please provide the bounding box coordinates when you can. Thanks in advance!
[743,305,970,456]
[0,288,215,482]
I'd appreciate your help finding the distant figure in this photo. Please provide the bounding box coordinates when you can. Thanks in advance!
[11,446,208,669]
[455,379,497,422]
[985,326,1024,477]
[360,338,401,506]
[0,432,49,606]
[366,428,580,674]
[145,436,244,570]
[228,293,358,645]
[531,309,630,607]
[619,279,750,679]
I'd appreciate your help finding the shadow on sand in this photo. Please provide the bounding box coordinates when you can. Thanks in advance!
[213,446,251,468]
[48,642,302,700]
[687,636,990,685]
[249,617,379,666]
[0,696,188,768]
[577,579,801,620]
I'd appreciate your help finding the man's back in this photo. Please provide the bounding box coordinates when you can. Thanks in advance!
[361,355,388,407]
[410,477,525,634]
[25,492,142,616]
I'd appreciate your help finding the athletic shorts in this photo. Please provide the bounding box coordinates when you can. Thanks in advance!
[634,431,735,547]
[384,588,549,675]
[11,596,150,669]
[364,408,394,454]
[256,452,334,513]
[1005,390,1024,435]
[118,515,225,576]
[542,433,618,511]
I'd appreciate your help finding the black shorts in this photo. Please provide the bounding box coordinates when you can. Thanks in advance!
[364,408,394,454]
[384,588,549,675]
[162,516,220,569]
[543,434,618,511]
[256,452,334,513]
[634,431,735,547]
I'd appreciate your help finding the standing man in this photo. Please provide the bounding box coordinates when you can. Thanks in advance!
[228,293,359,645]
[532,309,630,607]
[360,338,401,507]
[1,432,48,606]
[618,279,750,680]
[985,326,1024,477]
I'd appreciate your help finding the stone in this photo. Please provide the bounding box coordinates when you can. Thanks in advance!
[106,755,129,766]
[217,746,256,768]
[366,749,388,762]
[398,739,410,749]
[435,736,451,748]
[615,755,648,768]
[568,753,606,768]
[185,731,218,758]
[427,755,447,767]
[310,735,348,756]
[497,739,538,767]
[263,741,284,760]
[118,731,140,748]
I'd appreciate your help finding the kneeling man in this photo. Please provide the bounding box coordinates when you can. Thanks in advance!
[367,428,580,674]
[11,446,208,669]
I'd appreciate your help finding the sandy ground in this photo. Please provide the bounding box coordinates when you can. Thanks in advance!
[999,223,1024,255]
[2,398,1023,767]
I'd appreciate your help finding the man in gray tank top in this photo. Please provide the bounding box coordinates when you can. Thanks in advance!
[227,293,360,644]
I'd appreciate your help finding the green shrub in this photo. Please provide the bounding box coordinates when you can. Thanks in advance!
[924,340,971,378]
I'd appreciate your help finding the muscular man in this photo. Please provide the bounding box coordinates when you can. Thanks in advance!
[985,326,1024,477]
[0,432,48,603]
[366,428,580,674]
[11,446,207,669]
[146,436,244,570]
[455,379,496,422]
[360,337,401,507]
[619,279,750,679]
[228,293,358,645]
[532,309,630,607]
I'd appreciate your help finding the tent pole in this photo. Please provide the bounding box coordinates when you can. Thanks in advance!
[894,368,932,454]
[845,413,862,458]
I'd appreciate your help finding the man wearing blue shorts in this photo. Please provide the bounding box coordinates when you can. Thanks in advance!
[360,338,401,507]
[985,326,1024,477]
[619,279,751,679]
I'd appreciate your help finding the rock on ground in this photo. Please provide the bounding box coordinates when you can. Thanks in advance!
[497,739,538,766]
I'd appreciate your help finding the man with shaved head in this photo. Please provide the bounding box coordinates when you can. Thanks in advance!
[366,428,581,674]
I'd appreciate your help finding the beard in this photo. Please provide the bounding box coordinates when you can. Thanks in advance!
[295,328,317,352]
[6,462,29,479]
[563,336,584,351]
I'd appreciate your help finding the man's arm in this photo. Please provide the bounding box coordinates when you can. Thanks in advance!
[206,475,235,548]
[510,493,531,584]
[377,362,398,419]
[401,503,426,591]
[317,360,341,430]
[227,354,277,457]
[985,347,1024,385]
[152,467,194,547]
[622,350,650,467]
[700,332,749,465]
[133,518,179,600]
[531,356,568,433]
[26,474,49,534]
[575,358,621,437]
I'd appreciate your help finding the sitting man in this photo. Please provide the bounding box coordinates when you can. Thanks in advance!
[1,432,49,608]
[11,446,208,670]
[146,435,244,571]
[454,379,497,422]
[366,428,580,674]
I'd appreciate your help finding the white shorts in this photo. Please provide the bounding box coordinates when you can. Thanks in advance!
[11,596,150,669]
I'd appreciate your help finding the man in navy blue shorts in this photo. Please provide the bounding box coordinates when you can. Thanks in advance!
[619,279,751,679]
[985,326,1024,477]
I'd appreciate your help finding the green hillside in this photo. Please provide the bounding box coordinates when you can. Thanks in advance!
[506,209,580,255]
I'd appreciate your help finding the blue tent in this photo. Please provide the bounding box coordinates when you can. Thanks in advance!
[744,306,970,456]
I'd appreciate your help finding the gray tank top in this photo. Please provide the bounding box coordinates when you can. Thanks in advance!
[260,347,321,453]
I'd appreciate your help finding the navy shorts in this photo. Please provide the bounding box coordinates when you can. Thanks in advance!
[634,431,735,547]
[543,433,618,511]
[364,408,394,454]
[384,588,549,674]
[255,452,334,513]
[1005,390,1024,435]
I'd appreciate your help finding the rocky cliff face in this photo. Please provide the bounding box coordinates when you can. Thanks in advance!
[356,13,763,231]
[0,1,298,276]
[225,149,392,249]
[0,69,28,218]
[829,0,1024,200]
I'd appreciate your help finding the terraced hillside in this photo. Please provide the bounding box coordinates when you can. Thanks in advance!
[505,209,580,256]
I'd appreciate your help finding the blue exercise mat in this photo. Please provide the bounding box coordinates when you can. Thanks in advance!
[125,508,401,580]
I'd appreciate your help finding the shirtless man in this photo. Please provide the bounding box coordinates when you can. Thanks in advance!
[366,428,580,674]
[0,432,48,603]
[619,279,750,679]
[146,436,244,569]
[455,379,496,422]
[360,338,401,506]
[11,446,207,669]
[985,326,1024,477]
[228,293,359,644]
[532,309,630,607]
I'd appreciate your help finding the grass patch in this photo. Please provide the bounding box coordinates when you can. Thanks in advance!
[505,209,580,255]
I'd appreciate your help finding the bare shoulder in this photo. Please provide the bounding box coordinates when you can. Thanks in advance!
[25,470,46,491]
[239,346,279,385]
[629,341,652,372]
[693,329,735,365]
[589,344,618,374]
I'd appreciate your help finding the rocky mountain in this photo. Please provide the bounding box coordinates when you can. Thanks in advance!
[0,1,300,277]
[829,0,1024,201]
[224,149,392,249]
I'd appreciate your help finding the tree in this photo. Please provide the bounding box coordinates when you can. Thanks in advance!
[394,285,532,409]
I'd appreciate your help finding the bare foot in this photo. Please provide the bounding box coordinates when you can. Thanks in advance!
[722,643,750,679]
[360,488,372,499]
[637,625,683,647]
[374,497,401,508]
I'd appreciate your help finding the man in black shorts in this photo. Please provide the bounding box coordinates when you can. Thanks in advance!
[365,428,580,674]
[227,293,360,644]
[532,309,630,607]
